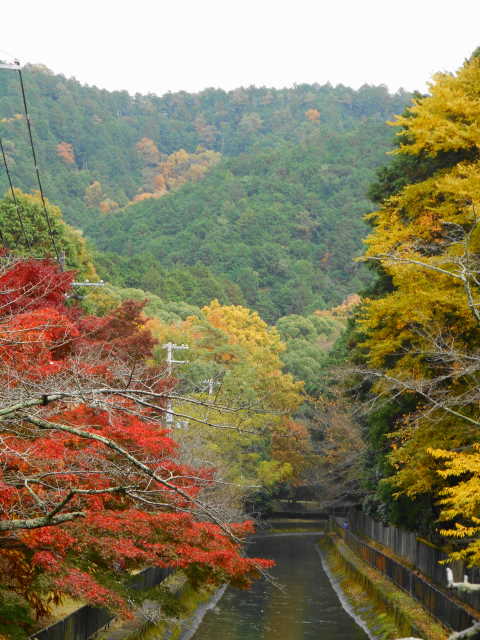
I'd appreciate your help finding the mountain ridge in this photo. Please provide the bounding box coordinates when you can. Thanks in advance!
[0,64,412,318]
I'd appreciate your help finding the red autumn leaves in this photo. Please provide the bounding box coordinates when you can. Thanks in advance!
[0,258,272,622]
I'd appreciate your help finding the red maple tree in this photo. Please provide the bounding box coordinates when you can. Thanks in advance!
[0,257,272,629]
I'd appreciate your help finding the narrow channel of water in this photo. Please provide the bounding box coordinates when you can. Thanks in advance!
[188,532,370,640]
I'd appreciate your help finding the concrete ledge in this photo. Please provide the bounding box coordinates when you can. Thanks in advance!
[32,568,173,640]
[320,533,449,640]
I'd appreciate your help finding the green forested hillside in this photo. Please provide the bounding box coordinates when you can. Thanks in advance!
[90,120,400,320]
[0,64,411,318]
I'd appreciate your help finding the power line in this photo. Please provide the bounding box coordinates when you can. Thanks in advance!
[0,136,31,249]
[1,61,103,284]
[17,68,61,263]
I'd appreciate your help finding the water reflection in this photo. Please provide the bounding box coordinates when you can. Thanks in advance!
[190,533,369,640]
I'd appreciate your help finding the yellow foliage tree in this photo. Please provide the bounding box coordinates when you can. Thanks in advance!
[357,53,480,519]
[201,300,303,412]
[99,198,119,214]
[135,137,160,165]
[147,300,308,490]
[429,445,480,566]
[133,147,221,201]
[84,181,104,208]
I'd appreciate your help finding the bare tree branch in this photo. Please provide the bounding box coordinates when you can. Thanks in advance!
[22,413,240,542]
[0,512,85,531]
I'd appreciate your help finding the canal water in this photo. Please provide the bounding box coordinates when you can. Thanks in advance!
[188,530,370,640]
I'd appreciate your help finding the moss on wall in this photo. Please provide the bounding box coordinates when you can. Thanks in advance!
[320,535,449,640]
[98,573,222,640]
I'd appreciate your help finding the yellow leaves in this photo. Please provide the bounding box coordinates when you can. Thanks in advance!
[439,523,479,539]
[257,460,293,487]
[426,444,480,561]
[149,299,303,415]
[391,57,480,157]
[146,299,306,490]
[0,113,23,124]
[360,162,480,372]
[84,181,104,208]
[366,163,480,263]
[387,421,469,499]
[319,293,361,317]
[132,192,156,203]
[133,146,221,202]
[99,198,118,214]
[203,299,279,345]
[153,173,167,194]
[363,60,480,375]
[429,443,480,479]
[358,275,469,370]
[358,51,480,565]
[135,137,160,165]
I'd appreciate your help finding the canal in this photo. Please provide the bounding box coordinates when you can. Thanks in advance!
[186,529,371,640]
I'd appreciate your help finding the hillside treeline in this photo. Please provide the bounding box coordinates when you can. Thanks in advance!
[0,66,410,318]
[90,119,398,320]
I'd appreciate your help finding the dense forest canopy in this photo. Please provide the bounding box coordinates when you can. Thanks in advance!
[0,65,411,319]
[90,125,389,321]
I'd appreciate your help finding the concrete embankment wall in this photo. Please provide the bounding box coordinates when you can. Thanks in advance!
[32,567,172,640]
[320,534,432,639]
[348,512,480,612]
[331,518,479,633]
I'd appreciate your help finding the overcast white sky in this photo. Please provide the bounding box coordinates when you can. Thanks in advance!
[2,0,480,96]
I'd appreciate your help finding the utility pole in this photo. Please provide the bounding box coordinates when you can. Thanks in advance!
[0,60,22,71]
[162,343,189,424]
[202,378,218,396]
